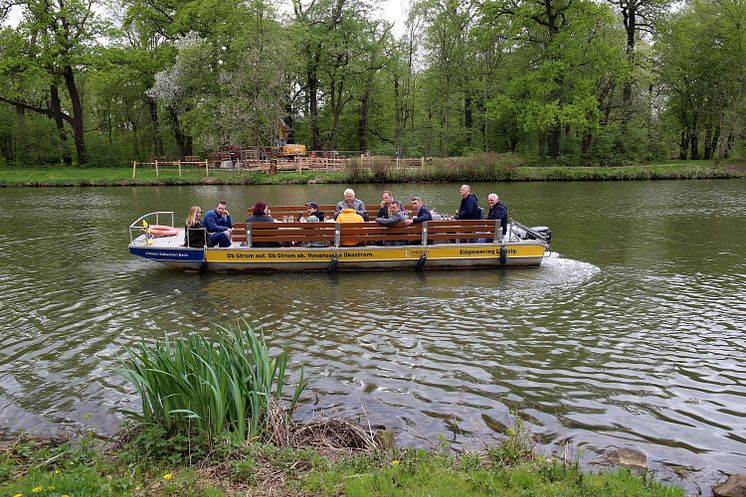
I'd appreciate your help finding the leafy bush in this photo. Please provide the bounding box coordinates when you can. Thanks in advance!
[120,322,306,442]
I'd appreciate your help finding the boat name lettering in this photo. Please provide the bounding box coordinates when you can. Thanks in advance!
[225,251,375,260]
[144,250,189,258]
[458,248,518,256]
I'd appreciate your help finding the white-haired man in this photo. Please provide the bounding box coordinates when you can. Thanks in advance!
[487,193,508,241]
[334,188,368,221]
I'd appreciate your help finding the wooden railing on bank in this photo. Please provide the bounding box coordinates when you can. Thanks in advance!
[131,154,430,177]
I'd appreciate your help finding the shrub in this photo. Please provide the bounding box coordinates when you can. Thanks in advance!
[120,322,306,442]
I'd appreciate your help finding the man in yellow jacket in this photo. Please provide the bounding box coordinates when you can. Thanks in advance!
[337,207,365,246]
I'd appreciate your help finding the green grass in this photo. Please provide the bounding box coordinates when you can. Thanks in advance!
[120,322,306,443]
[0,432,685,497]
[1,157,743,187]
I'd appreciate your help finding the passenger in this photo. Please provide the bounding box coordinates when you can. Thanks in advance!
[337,206,365,246]
[301,212,331,247]
[303,202,325,222]
[334,188,368,221]
[246,201,280,247]
[375,201,407,246]
[184,205,205,248]
[246,201,275,223]
[377,190,404,219]
[403,197,432,226]
[202,201,233,247]
[487,193,508,241]
[454,184,481,219]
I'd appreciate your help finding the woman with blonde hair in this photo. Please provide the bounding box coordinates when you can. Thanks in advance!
[184,205,206,248]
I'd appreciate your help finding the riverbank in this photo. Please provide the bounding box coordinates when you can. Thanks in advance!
[1,426,684,497]
[0,159,743,187]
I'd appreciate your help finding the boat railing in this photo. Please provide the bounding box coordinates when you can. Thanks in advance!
[231,220,506,248]
[510,220,550,245]
[128,211,175,243]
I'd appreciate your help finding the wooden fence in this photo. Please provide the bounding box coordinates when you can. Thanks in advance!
[132,154,430,177]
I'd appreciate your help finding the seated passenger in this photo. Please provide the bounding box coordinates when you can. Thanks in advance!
[337,207,365,246]
[184,205,205,248]
[487,193,508,242]
[246,201,280,247]
[334,188,368,221]
[454,184,481,220]
[403,197,432,226]
[202,201,233,247]
[377,190,405,219]
[303,202,325,222]
[301,214,331,247]
[375,201,407,245]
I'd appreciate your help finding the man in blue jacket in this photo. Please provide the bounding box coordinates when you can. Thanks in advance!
[202,201,233,247]
[404,197,432,225]
[487,193,508,241]
[454,184,481,219]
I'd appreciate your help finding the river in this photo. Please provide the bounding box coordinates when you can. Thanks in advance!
[1,179,744,494]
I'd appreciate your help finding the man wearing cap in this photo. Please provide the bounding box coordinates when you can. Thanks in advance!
[304,202,325,222]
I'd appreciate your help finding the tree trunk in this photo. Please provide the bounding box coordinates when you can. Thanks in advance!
[547,125,561,158]
[443,74,449,157]
[147,97,163,157]
[359,86,370,153]
[50,82,72,164]
[679,132,689,159]
[15,104,27,164]
[689,130,699,160]
[62,65,86,165]
[308,52,322,151]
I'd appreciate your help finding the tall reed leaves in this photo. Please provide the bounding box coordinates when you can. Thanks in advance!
[120,322,306,441]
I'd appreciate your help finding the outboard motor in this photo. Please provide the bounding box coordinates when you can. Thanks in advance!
[528,226,552,245]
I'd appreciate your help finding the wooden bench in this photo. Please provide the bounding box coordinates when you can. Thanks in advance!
[224,220,498,247]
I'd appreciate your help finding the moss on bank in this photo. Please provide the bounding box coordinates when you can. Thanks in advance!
[0,158,744,187]
[1,428,684,497]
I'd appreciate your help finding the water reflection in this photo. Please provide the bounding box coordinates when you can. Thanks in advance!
[0,180,745,495]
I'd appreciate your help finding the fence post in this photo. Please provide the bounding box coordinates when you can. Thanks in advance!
[155,160,159,177]
[297,156,302,173]
[178,159,182,177]
[205,159,209,177]
[420,156,425,174]
[132,161,136,179]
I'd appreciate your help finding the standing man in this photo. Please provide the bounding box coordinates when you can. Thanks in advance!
[377,191,404,219]
[404,197,432,226]
[487,193,508,241]
[454,184,481,219]
[334,188,368,221]
[202,201,233,247]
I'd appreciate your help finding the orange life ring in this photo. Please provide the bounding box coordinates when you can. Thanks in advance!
[149,225,178,237]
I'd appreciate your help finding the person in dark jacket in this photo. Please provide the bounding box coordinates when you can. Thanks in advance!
[202,201,233,247]
[304,202,325,222]
[404,197,432,225]
[246,201,280,247]
[375,201,407,246]
[455,184,481,219]
[487,193,508,239]
[184,205,205,248]
[377,191,404,219]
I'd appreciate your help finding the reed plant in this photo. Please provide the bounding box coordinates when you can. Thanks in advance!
[120,322,306,442]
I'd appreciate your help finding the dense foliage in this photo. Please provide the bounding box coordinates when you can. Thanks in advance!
[0,0,744,166]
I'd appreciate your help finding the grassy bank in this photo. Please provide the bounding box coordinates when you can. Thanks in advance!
[1,157,744,187]
[1,426,684,497]
[2,323,685,497]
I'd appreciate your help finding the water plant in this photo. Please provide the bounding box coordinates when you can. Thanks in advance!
[120,321,306,442]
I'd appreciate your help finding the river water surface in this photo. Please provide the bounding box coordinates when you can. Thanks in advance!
[1,180,745,494]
